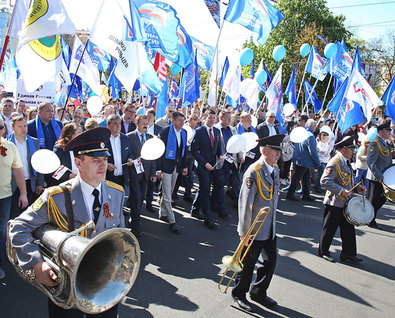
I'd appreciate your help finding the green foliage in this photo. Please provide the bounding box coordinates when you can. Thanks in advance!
[243,0,351,109]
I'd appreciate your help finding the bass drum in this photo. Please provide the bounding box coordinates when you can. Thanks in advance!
[383,164,395,203]
[344,196,374,226]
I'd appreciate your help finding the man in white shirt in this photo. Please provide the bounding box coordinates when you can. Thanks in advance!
[256,111,279,138]
[1,98,14,137]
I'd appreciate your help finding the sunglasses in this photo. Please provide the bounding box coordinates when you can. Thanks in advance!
[267,116,276,118]
[0,125,4,130]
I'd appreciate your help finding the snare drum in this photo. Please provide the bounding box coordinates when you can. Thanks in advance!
[383,165,395,203]
[344,196,374,226]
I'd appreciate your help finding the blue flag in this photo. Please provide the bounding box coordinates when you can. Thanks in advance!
[315,34,328,45]
[285,64,297,107]
[258,60,272,93]
[304,80,323,113]
[305,45,328,81]
[327,77,365,133]
[224,0,284,46]
[108,58,122,99]
[61,36,71,68]
[382,76,395,122]
[168,76,179,100]
[250,58,255,79]
[219,56,229,87]
[135,0,180,56]
[153,53,168,118]
[86,41,111,72]
[352,46,365,77]
[329,41,353,82]
[180,52,200,107]
[204,0,220,28]
[190,36,215,70]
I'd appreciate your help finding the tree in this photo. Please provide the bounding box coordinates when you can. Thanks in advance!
[243,0,351,109]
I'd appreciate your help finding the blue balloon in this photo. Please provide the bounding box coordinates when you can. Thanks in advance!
[300,43,310,58]
[171,64,181,76]
[324,43,337,59]
[240,48,254,66]
[255,70,267,86]
[367,127,378,142]
[273,45,286,62]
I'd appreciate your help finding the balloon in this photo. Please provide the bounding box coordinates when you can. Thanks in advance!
[300,43,310,58]
[87,96,103,116]
[240,48,254,66]
[273,45,286,62]
[367,127,377,142]
[283,103,296,117]
[251,115,258,128]
[140,137,166,160]
[226,135,246,153]
[324,43,337,59]
[242,132,259,152]
[289,127,309,143]
[31,149,61,174]
[171,64,181,76]
[255,70,267,86]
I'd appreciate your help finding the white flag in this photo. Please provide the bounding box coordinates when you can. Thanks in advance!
[240,78,260,110]
[346,69,383,123]
[18,0,76,49]
[7,0,30,39]
[69,36,101,96]
[223,57,242,102]
[266,64,283,113]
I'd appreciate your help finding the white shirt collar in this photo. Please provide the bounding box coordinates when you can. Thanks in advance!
[260,156,274,174]
[337,152,348,164]
[79,175,101,197]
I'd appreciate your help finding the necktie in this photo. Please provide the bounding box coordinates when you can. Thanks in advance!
[92,189,101,224]
[209,128,214,149]
[140,133,145,145]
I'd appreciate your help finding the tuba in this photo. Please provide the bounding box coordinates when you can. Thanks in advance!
[7,221,140,314]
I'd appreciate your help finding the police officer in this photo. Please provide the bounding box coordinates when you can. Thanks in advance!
[366,121,394,229]
[319,136,366,264]
[231,134,284,312]
[9,127,125,318]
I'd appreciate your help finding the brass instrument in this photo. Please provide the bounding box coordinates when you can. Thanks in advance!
[7,221,141,314]
[218,207,270,293]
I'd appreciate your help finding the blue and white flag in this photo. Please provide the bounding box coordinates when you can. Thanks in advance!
[304,80,322,113]
[135,0,180,56]
[266,64,282,114]
[86,41,111,73]
[329,41,353,82]
[224,0,284,46]
[190,36,215,70]
[305,45,328,81]
[219,56,230,87]
[285,64,297,107]
[180,52,200,107]
[109,58,122,98]
[168,77,179,100]
[258,59,272,93]
[382,76,395,122]
[352,46,365,78]
[204,0,220,28]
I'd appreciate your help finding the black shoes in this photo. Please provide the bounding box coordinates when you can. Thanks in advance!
[302,196,315,202]
[286,195,300,201]
[320,254,335,262]
[231,293,252,312]
[204,221,216,230]
[340,254,363,264]
[190,211,204,220]
[146,204,155,213]
[159,215,169,223]
[183,195,194,203]
[217,210,229,218]
[169,223,180,234]
[250,294,278,309]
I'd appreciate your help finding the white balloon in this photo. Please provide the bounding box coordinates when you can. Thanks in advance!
[31,149,61,174]
[87,96,103,116]
[283,103,296,117]
[290,127,309,143]
[251,115,258,128]
[242,132,259,152]
[140,137,165,160]
[226,135,246,153]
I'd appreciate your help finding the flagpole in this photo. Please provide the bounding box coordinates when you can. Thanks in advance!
[302,77,319,114]
[201,19,225,110]
[296,47,312,106]
[321,74,333,109]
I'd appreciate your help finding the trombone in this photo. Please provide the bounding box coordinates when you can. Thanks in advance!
[218,207,270,293]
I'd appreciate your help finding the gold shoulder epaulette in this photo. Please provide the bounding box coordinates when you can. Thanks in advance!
[332,157,339,164]
[252,163,262,173]
[47,186,64,197]
[105,180,124,193]
[274,163,279,168]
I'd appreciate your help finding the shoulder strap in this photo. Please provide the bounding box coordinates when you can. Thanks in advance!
[59,184,74,232]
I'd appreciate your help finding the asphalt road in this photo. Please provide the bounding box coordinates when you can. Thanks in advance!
[1,186,394,318]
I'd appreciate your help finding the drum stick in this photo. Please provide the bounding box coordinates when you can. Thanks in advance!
[349,180,362,193]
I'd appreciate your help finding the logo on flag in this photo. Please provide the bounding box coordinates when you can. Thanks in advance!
[28,35,61,61]
[26,0,49,26]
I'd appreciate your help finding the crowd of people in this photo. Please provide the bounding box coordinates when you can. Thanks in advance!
[1,92,394,315]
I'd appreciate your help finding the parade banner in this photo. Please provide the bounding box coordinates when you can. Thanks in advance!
[16,79,56,107]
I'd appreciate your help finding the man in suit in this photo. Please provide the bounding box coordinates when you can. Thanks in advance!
[231,134,285,312]
[9,116,44,218]
[1,97,14,137]
[190,109,224,229]
[9,127,125,317]
[256,111,279,138]
[145,109,162,212]
[155,105,174,128]
[319,136,366,263]
[27,102,63,150]
[105,114,132,187]
[127,115,156,237]
[120,103,137,134]
[157,111,187,233]
[366,121,394,229]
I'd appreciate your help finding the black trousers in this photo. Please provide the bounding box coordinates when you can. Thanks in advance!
[319,205,356,257]
[129,176,147,231]
[287,164,311,197]
[10,179,36,219]
[368,180,387,223]
[233,237,277,298]
[48,300,118,318]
